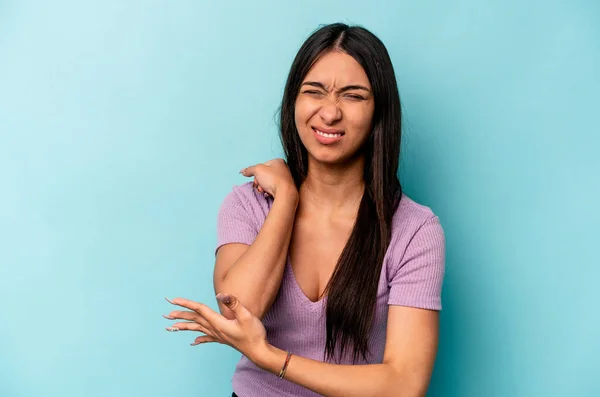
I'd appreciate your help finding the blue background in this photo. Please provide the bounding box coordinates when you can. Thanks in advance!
[1,1,598,396]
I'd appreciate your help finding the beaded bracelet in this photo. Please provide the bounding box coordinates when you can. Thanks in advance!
[278,351,293,379]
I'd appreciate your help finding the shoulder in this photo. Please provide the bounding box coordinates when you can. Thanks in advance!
[215,182,273,251]
[391,193,443,235]
[387,193,445,265]
[217,181,272,224]
[385,193,446,309]
[222,181,264,205]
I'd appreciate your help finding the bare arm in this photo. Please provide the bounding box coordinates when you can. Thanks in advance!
[214,190,297,319]
[170,203,443,395]
[213,159,298,320]
[247,214,444,396]
[168,299,438,396]
[254,306,439,397]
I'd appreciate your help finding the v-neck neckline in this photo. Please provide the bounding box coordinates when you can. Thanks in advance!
[285,254,328,311]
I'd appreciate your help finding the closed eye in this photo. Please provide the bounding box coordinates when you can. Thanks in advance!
[345,94,366,100]
[303,90,325,96]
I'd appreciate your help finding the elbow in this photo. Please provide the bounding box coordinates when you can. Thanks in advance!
[214,284,268,320]
[214,274,238,320]
[384,367,428,397]
[217,298,267,320]
[215,274,272,320]
[384,384,426,397]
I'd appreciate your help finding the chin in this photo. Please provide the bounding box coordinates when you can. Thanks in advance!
[307,147,355,166]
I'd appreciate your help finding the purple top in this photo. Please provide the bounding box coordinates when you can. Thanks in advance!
[216,182,446,397]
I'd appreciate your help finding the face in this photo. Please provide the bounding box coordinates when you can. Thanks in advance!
[294,51,375,165]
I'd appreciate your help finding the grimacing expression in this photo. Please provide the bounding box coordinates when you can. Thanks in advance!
[294,51,375,165]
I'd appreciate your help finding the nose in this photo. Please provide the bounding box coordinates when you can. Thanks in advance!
[319,99,342,125]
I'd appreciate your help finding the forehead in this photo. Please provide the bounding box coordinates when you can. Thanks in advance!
[303,51,370,87]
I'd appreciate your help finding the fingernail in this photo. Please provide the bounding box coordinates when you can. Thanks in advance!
[239,168,245,174]
[163,314,175,320]
[218,294,231,305]
[190,342,200,346]
[166,326,179,332]
[165,297,175,305]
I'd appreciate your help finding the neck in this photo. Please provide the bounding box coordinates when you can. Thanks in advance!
[298,155,365,216]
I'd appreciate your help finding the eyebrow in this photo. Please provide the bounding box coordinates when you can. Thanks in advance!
[301,81,371,93]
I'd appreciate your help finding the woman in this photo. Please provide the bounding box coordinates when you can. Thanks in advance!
[164,23,445,397]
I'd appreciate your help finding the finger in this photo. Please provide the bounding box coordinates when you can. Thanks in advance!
[163,311,213,331]
[165,298,218,329]
[257,186,264,193]
[166,297,207,312]
[166,321,215,336]
[190,335,218,346]
[167,297,230,332]
[163,310,200,322]
[216,293,252,323]
[167,318,215,335]
[240,165,255,177]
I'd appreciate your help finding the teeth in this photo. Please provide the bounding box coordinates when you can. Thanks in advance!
[316,129,342,138]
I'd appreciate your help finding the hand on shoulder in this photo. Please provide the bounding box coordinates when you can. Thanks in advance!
[239,158,298,201]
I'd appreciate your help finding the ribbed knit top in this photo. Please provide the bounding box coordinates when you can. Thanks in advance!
[216,182,446,397]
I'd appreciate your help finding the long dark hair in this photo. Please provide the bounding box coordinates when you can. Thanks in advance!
[278,23,403,363]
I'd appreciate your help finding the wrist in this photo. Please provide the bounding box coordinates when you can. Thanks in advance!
[252,343,286,374]
[275,185,299,206]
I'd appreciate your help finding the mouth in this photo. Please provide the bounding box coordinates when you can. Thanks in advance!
[312,127,345,144]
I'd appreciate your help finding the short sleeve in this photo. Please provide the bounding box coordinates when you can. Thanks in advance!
[215,185,260,254]
[388,215,446,310]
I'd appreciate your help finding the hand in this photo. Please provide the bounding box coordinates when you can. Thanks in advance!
[163,294,269,364]
[240,158,297,199]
